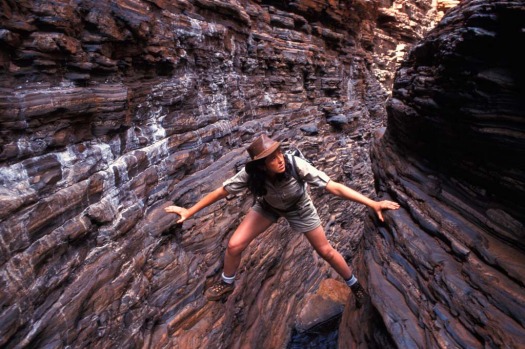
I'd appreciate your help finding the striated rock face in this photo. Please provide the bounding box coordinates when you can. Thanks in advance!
[340,1,525,348]
[372,0,440,92]
[0,0,441,348]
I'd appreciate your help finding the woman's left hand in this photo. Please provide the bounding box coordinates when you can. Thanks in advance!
[373,200,400,222]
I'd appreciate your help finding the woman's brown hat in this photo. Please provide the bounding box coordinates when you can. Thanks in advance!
[247,134,280,162]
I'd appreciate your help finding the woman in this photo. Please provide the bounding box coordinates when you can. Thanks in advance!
[165,134,400,302]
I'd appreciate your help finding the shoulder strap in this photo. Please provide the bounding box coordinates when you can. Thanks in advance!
[286,153,306,189]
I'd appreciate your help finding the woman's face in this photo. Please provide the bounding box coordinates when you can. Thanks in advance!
[264,148,285,175]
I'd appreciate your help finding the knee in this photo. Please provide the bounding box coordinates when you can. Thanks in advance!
[318,245,336,262]
[227,240,246,257]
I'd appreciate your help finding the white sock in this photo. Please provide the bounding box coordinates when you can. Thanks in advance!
[345,275,358,287]
[221,272,235,284]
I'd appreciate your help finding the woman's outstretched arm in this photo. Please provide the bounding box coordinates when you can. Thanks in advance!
[164,186,230,223]
[325,180,399,222]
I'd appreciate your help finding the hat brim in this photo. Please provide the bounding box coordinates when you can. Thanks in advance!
[248,141,280,162]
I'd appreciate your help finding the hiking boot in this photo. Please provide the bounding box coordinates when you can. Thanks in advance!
[205,281,234,301]
[350,282,368,308]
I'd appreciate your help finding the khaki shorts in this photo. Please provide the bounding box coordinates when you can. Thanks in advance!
[252,197,322,233]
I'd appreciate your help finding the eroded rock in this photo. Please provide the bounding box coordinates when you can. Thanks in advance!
[340,1,525,348]
[1,1,441,348]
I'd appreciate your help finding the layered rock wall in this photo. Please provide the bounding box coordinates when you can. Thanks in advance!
[1,0,439,348]
[340,1,525,348]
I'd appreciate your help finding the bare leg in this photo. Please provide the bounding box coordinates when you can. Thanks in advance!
[223,209,274,277]
[303,225,353,280]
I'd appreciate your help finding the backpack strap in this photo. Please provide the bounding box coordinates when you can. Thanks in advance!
[286,153,306,191]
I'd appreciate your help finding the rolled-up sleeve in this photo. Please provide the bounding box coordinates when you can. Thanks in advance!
[222,168,249,194]
[294,157,331,188]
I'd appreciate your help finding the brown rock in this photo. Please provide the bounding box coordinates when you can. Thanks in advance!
[295,279,350,332]
[341,1,525,348]
[0,0,446,348]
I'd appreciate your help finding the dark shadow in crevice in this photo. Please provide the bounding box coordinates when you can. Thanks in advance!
[287,314,341,349]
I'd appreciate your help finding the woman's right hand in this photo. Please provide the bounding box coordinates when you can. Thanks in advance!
[164,205,190,223]
[164,187,228,225]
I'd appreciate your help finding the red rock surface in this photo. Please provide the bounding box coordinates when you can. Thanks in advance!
[340,1,525,348]
[0,1,483,348]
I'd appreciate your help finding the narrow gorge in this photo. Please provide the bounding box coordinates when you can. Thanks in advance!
[0,0,523,348]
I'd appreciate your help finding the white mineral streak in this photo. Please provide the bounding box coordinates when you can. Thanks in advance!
[0,162,32,194]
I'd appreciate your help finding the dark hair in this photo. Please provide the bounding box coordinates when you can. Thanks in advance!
[245,155,293,201]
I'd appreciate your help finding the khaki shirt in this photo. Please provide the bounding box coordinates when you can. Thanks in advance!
[223,157,330,211]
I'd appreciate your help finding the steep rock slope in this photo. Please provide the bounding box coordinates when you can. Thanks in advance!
[340,1,525,348]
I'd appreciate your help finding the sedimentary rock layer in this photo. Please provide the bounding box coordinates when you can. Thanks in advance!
[340,1,525,348]
[0,1,441,348]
